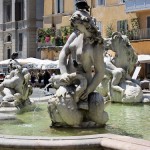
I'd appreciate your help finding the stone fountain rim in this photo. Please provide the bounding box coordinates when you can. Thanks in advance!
[0,133,149,150]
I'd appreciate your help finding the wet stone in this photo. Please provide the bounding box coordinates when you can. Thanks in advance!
[0,107,18,113]
[0,113,16,120]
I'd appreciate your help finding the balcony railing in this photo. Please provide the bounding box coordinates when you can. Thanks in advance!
[127,28,150,40]
[5,22,17,30]
[125,0,150,13]
[17,20,28,29]
[0,24,5,31]
[1,20,33,31]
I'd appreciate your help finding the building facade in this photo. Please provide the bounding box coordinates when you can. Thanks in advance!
[0,0,44,61]
[125,0,150,78]
[41,0,150,78]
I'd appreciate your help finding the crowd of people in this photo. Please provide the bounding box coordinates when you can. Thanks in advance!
[29,69,58,88]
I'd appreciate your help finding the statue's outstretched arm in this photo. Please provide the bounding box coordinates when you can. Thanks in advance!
[5,70,15,79]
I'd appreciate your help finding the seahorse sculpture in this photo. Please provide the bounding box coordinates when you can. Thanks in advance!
[97,32,143,103]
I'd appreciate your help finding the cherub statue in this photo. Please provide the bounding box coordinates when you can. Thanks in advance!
[0,53,32,108]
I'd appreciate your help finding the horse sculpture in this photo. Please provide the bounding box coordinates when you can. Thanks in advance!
[97,32,143,103]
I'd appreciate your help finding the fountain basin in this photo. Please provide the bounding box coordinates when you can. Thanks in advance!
[0,96,149,149]
[0,103,149,138]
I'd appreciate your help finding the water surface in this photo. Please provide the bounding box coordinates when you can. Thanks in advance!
[0,103,149,140]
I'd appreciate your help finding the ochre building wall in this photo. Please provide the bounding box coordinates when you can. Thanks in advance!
[92,4,137,37]
[43,0,150,60]
[41,49,60,60]
[136,10,150,29]
[44,0,53,16]
[131,40,150,55]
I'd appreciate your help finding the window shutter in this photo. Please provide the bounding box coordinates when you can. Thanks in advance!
[117,21,120,32]
[125,20,128,31]
[74,0,77,11]
[60,0,64,13]
[55,0,58,14]
[96,0,98,6]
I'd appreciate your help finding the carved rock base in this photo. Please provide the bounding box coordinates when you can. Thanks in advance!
[48,92,109,128]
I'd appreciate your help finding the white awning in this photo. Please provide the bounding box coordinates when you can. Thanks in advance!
[138,55,150,63]
[0,58,59,69]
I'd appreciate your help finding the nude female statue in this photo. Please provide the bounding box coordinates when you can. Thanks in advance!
[48,8,108,127]
[59,10,104,100]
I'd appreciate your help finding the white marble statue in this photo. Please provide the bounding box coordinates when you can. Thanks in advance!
[48,2,108,127]
[0,55,32,108]
[49,73,87,103]
[97,32,143,103]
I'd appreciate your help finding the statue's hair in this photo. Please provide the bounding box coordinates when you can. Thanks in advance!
[70,10,103,43]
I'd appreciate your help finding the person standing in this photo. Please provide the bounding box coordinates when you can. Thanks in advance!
[37,70,43,87]
[30,71,36,87]
[43,70,50,87]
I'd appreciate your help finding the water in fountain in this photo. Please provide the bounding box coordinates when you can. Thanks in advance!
[0,102,149,141]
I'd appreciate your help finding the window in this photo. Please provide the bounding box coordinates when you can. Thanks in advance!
[7,49,11,59]
[6,34,12,42]
[120,0,126,3]
[55,0,64,13]
[97,0,105,6]
[15,0,24,21]
[19,33,23,51]
[146,64,150,79]
[117,20,128,34]
[57,0,60,13]
[147,16,150,38]
[4,34,12,43]
[5,3,12,22]
[147,16,150,28]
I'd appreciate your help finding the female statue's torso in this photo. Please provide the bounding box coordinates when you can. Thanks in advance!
[69,33,96,83]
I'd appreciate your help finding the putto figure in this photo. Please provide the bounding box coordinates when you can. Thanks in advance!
[48,1,108,127]
[0,53,32,108]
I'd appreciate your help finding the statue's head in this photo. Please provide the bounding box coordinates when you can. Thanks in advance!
[70,10,96,32]
[22,68,31,83]
[70,10,102,41]
[11,52,18,60]
[75,0,90,12]
[109,32,138,74]
[9,59,21,71]
[22,68,29,75]
[111,32,132,53]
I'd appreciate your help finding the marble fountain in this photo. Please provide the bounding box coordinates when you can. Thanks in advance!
[0,1,149,149]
